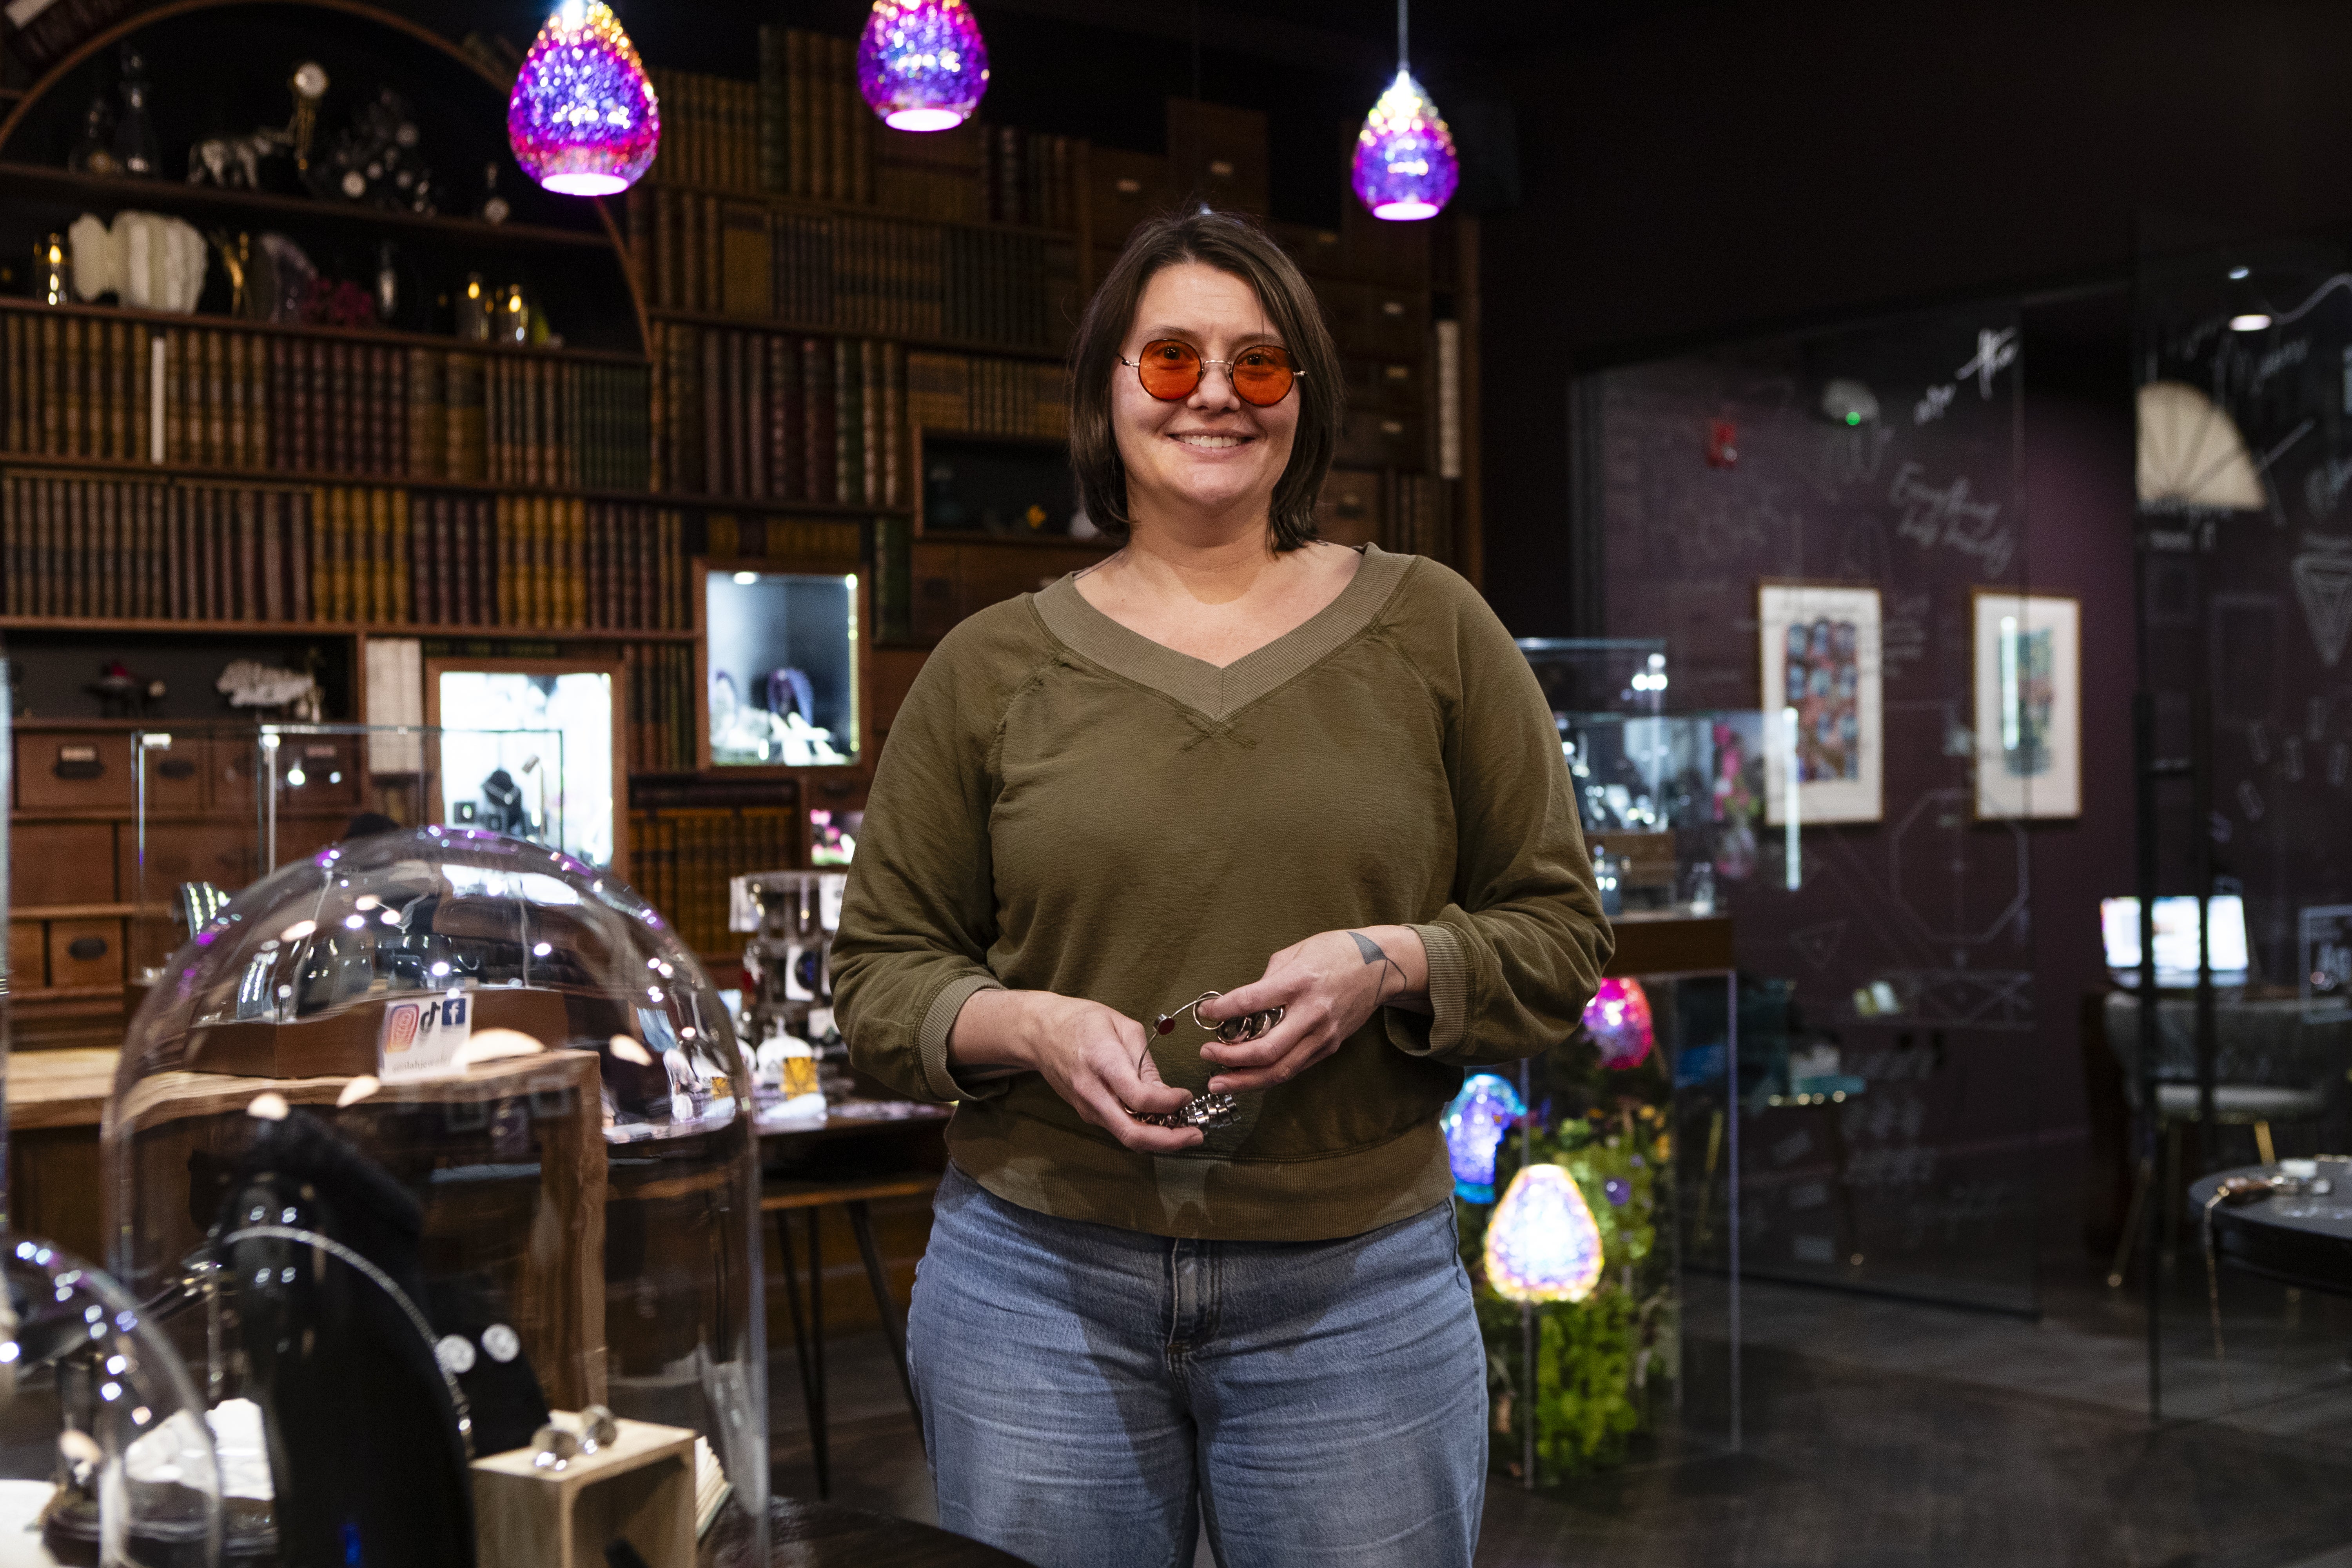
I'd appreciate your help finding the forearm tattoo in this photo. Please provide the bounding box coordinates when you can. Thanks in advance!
[1349,931,1408,1005]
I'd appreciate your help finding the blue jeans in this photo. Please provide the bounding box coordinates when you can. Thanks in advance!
[907,1163,1487,1568]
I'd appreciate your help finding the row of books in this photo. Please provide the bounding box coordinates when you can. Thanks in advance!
[648,66,770,194]
[650,35,1085,230]
[631,189,1074,351]
[406,495,691,631]
[0,309,650,489]
[2,475,311,622]
[0,474,691,630]
[623,645,699,775]
[906,351,1070,440]
[626,806,799,956]
[653,325,905,508]
[759,32,869,205]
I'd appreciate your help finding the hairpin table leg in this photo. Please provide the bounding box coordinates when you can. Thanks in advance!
[773,1209,828,1501]
[847,1199,924,1445]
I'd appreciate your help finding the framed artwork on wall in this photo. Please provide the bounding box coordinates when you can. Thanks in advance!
[1970,588,2081,820]
[1758,581,1883,826]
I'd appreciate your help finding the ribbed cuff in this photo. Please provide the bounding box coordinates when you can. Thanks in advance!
[1383,921,1468,1058]
[917,973,1009,1102]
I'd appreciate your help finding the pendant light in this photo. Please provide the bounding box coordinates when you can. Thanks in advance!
[1583,977,1655,1071]
[858,0,991,133]
[1441,1073,1526,1203]
[1484,1164,1605,1304]
[1350,0,1458,221]
[507,0,661,198]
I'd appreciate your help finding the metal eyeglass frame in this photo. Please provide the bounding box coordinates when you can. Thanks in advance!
[1119,341,1305,405]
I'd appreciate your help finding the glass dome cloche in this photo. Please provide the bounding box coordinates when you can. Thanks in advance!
[0,1239,225,1566]
[101,828,766,1564]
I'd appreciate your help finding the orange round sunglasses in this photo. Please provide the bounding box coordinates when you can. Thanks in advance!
[1120,339,1303,406]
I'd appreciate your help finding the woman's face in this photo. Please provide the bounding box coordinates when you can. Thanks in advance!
[1112,260,1299,529]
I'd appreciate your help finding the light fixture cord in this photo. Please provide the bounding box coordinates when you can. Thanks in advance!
[1191,0,1201,100]
[1397,0,1409,69]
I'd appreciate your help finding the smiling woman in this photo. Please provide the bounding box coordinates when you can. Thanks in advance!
[830,208,1609,1568]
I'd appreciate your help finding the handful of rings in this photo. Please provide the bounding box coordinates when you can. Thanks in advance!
[1127,991,1283,1131]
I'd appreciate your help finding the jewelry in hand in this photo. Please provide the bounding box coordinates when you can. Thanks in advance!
[1127,991,1281,1130]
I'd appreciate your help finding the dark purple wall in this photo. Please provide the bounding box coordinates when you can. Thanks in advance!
[1479,0,2352,640]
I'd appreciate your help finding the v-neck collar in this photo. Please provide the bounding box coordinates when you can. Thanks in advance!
[1030,543,1416,723]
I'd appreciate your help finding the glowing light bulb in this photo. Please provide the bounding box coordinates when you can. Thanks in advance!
[507,0,661,198]
[857,0,989,133]
[1350,67,1459,222]
[1484,1163,1605,1304]
[1441,1073,1525,1203]
[1583,977,1655,1070]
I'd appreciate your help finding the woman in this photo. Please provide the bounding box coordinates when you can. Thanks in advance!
[831,210,1609,1568]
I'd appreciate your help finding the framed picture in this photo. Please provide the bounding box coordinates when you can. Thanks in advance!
[1758,581,1883,826]
[1970,589,2080,820]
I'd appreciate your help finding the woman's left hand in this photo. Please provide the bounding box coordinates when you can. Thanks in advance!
[1196,926,1429,1094]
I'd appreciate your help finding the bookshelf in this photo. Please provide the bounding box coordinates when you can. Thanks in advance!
[2,0,1481,1038]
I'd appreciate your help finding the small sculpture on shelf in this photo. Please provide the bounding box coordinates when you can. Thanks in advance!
[66,209,207,311]
[216,658,323,722]
[112,45,160,176]
[478,161,511,224]
[304,86,438,214]
[255,231,317,323]
[65,95,120,176]
[187,60,327,192]
[86,659,165,718]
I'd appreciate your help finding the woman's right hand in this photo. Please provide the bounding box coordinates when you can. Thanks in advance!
[949,989,1206,1153]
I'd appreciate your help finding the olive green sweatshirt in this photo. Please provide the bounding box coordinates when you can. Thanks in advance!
[831,544,1612,1241]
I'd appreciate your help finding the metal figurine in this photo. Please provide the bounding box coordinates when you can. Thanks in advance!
[1127,991,1282,1131]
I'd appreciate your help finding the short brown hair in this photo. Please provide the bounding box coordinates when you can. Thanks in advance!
[1066,210,1342,551]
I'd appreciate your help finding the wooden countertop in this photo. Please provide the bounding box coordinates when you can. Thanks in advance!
[5,1049,955,1136]
[7,1047,120,1130]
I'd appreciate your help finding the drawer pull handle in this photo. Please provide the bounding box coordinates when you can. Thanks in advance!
[158,759,198,781]
[53,746,103,781]
[67,936,110,962]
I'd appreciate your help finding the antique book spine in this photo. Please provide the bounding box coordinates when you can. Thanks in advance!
[702,328,725,497]
[2,315,22,453]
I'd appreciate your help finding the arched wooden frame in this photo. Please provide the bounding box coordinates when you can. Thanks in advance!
[0,0,652,354]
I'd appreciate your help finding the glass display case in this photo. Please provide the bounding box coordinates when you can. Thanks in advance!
[704,570,860,770]
[1516,638,1751,914]
[424,659,617,869]
[130,724,567,986]
[105,828,767,1563]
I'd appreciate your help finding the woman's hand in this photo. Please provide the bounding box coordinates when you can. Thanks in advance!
[1195,926,1428,1094]
[949,989,1206,1153]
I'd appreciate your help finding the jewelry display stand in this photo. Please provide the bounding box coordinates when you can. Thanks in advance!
[473,1414,698,1568]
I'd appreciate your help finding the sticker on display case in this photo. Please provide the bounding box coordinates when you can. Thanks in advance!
[377,991,473,1081]
[1757,580,1883,826]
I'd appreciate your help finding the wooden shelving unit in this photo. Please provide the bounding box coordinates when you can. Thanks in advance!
[645,306,1067,365]
[2,0,1479,1047]
[0,163,615,252]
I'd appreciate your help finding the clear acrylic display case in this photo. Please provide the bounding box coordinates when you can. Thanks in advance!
[704,569,860,771]
[424,660,615,869]
[131,724,566,988]
[1515,638,1740,914]
[104,828,766,1563]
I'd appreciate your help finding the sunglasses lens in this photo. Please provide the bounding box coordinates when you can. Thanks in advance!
[1231,347,1295,406]
[1136,341,1201,400]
